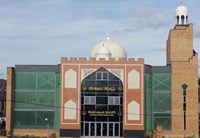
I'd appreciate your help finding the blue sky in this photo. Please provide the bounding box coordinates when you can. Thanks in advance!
[0,0,200,78]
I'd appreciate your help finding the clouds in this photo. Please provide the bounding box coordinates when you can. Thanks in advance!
[0,0,200,79]
[194,21,200,38]
[131,6,171,29]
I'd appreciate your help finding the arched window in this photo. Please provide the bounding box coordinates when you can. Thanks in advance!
[181,15,185,25]
[176,16,179,24]
[186,16,188,24]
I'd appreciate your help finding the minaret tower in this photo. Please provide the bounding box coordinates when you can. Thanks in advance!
[167,1,193,64]
[165,1,199,137]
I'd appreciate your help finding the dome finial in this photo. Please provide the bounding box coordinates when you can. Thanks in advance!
[106,33,110,40]
[180,0,183,5]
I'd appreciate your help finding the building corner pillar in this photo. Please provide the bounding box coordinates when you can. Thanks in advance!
[6,67,15,136]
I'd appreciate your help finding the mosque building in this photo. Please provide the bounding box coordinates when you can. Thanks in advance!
[5,3,199,138]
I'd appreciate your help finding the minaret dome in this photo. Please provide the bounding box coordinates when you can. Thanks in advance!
[175,2,188,25]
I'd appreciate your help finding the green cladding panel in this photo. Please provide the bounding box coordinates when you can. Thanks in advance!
[145,73,153,131]
[15,73,36,90]
[152,73,171,130]
[145,72,171,131]
[55,74,60,130]
[14,72,60,129]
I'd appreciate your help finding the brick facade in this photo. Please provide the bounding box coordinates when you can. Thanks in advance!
[165,24,199,137]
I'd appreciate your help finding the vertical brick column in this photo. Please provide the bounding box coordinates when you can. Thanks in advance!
[6,67,15,135]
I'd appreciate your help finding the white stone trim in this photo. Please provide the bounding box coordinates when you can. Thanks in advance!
[128,100,140,120]
[64,100,76,120]
[65,69,77,88]
[128,70,140,89]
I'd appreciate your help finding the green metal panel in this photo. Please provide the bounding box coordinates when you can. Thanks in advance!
[37,73,56,90]
[14,111,54,129]
[15,72,36,90]
[153,73,171,91]
[55,74,60,130]
[153,113,171,130]
[153,93,171,112]
[14,72,60,129]
[13,111,36,128]
[15,92,36,109]
[37,92,55,109]
[152,73,171,130]
[36,111,54,129]
[144,73,153,131]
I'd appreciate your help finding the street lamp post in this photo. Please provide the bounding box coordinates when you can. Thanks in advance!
[45,118,49,138]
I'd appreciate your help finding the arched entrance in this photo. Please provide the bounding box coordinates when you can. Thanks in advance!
[81,67,123,137]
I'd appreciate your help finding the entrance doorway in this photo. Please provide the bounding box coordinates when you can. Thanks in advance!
[82,122,121,137]
[81,67,123,137]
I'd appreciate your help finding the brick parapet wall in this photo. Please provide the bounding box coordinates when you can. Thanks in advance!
[61,57,144,64]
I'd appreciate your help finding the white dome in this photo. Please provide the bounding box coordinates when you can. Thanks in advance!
[175,4,188,25]
[91,38,127,58]
[95,45,111,59]
[176,5,188,17]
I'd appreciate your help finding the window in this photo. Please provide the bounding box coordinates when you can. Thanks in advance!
[183,95,186,103]
[103,72,108,80]
[96,97,107,104]
[108,97,120,105]
[96,72,101,80]
[96,72,108,80]
[182,83,188,130]
[84,96,96,105]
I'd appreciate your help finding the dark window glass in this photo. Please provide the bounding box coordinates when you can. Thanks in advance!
[85,92,96,96]
[97,123,101,136]
[96,72,101,80]
[90,123,95,136]
[81,115,84,121]
[120,123,123,137]
[109,116,119,122]
[109,123,113,136]
[183,103,186,111]
[81,122,83,136]
[96,105,107,111]
[115,123,119,136]
[109,81,120,86]
[109,105,119,111]
[81,105,85,110]
[85,81,95,86]
[85,105,95,111]
[120,97,123,104]
[96,92,108,96]
[103,123,107,136]
[81,97,84,104]
[103,72,108,80]
[85,123,89,136]
[85,115,95,121]
[96,116,107,121]
[96,81,108,86]
[97,97,107,104]
[183,96,186,103]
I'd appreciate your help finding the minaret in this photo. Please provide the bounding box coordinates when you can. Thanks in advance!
[167,2,192,64]
[165,2,199,137]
